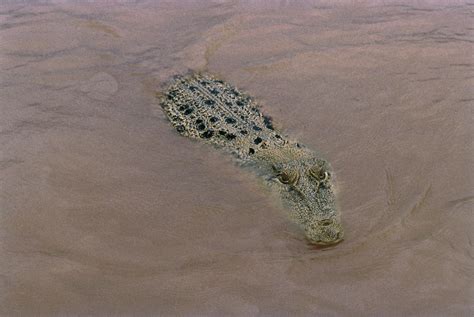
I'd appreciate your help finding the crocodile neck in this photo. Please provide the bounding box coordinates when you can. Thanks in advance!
[244,143,314,175]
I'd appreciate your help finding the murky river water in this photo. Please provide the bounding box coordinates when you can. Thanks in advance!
[1,1,473,316]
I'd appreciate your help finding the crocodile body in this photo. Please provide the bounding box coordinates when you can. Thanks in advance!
[160,73,343,245]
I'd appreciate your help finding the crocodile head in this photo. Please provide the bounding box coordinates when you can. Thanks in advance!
[271,157,344,246]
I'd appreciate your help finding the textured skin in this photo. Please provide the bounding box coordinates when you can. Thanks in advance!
[160,73,343,245]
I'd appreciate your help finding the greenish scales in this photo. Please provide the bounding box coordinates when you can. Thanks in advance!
[160,73,344,245]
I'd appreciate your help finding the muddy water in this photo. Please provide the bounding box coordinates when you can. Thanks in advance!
[0,1,473,316]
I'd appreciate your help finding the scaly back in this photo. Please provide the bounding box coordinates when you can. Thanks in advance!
[160,73,290,161]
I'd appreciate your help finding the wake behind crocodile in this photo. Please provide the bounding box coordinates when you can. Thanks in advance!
[159,72,343,245]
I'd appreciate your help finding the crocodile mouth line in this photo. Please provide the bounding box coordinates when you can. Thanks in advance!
[309,236,344,247]
[313,237,344,246]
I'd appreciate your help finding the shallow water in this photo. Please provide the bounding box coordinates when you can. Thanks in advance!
[0,1,473,316]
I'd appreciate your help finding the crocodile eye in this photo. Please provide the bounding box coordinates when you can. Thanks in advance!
[319,219,333,226]
[308,166,322,180]
[278,170,299,185]
[309,165,330,181]
[320,171,329,181]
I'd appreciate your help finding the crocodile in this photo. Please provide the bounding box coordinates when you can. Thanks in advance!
[159,72,344,246]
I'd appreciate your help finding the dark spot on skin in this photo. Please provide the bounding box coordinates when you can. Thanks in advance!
[188,86,197,91]
[253,125,262,131]
[251,107,259,113]
[236,100,244,107]
[249,148,255,155]
[263,115,274,129]
[218,130,227,136]
[226,133,237,140]
[201,130,214,138]
[209,117,219,123]
[254,137,263,144]
[197,123,206,131]
[176,125,185,133]
[296,143,301,148]
[199,81,209,86]
[240,115,245,120]
[275,134,281,139]
[184,108,194,115]
[230,89,240,96]
[195,119,203,124]
[225,117,237,124]
[204,99,215,106]
[240,130,248,135]
[225,101,232,107]
[167,90,178,99]
[210,89,219,95]
[178,105,187,111]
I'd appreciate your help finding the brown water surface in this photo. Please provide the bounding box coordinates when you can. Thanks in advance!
[0,1,473,316]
